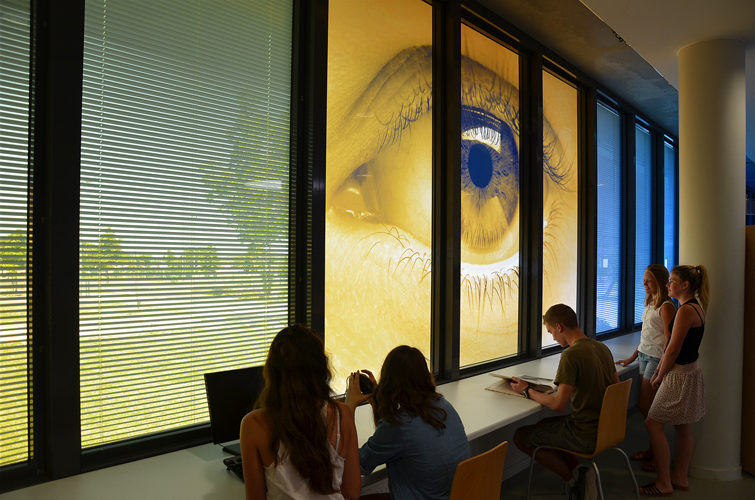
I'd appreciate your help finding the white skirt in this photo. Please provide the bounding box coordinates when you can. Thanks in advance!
[648,360,705,425]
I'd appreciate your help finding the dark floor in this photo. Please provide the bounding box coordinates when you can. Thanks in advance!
[500,408,755,499]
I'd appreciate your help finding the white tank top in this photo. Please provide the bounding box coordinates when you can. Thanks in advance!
[639,300,674,359]
[263,404,346,500]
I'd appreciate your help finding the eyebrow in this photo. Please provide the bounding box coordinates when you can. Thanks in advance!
[326,45,432,199]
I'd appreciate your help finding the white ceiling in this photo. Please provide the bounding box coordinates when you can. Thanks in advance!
[579,0,755,161]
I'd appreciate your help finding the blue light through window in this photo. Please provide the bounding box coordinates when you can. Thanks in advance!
[664,140,677,270]
[596,103,622,333]
[635,124,653,324]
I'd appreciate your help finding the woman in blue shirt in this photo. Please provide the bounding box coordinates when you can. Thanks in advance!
[345,346,470,500]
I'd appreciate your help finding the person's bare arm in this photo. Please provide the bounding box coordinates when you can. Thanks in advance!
[240,411,268,500]
[615,348,639,367]
[511,378,573,413]
[659,302,675,351]
[651,305,697,389]
[336,402,362,500]
[344,370,376,414]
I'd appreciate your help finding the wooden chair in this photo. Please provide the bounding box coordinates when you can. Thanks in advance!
[525,379,639,500]
[449,441,508,500]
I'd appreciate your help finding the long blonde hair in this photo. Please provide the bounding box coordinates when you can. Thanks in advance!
[671,264,710,311]
[644,264,671,309]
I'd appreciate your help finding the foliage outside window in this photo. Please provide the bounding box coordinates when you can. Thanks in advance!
[0,0,31,468]
[78,0,292,447]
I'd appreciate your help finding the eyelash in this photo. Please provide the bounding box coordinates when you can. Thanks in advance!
[461,268,519,319]
[459,64,522,314]
[358,49,569,197]
[355,46,433,155]
[338,48,571,318]
[544,126,574,189]
[543,198,567,287]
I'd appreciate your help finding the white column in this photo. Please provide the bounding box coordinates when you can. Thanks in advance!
[678,38,746,481]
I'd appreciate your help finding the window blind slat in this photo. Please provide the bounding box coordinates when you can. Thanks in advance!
[596,103,622,333]
[635,125,653,323]
[0,0,31,468]
[664,142,677,270]
[79,0,293,449]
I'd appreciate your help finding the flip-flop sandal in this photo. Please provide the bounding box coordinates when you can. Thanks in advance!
[671,482,689,491]
[642,461,658,472]
[632,450,654,461]
[639,481,673,497]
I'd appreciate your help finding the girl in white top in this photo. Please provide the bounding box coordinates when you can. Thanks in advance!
[615,264,675,471]
[240,325,361,500]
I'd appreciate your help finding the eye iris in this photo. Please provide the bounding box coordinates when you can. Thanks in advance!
[460,106,519,226]
[467,143,494,188]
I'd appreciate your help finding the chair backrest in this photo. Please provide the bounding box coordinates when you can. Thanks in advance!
[593,378,632,454]
[448,441,508,500]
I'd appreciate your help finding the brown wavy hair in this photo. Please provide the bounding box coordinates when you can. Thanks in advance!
[372,345,447,429]
[255,325,339,495]
[671,264,710,311]
[644,264,671,309]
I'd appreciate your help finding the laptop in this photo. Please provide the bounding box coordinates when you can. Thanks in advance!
[204,365,265,457]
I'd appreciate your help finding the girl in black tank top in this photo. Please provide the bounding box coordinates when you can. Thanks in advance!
[639,265,709,497]
[668,298,705,365]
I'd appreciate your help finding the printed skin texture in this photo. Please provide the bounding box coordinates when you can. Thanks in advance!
[326,1,577,388]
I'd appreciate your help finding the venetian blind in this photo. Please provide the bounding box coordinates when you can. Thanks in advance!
[635,124,653,324]
[0,0,32,467]
[79,0,292,448]
[663,140,677,270]
[596,103,622,333]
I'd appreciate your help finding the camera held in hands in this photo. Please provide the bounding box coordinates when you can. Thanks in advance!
[359,373,373,395]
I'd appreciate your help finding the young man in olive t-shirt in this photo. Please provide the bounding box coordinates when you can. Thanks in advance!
[512,304,619,500]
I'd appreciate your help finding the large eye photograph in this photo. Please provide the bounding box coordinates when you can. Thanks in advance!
[459,25,521,367]
[325,1,579,386]
[326,0,433,390]
[541,71,578,347]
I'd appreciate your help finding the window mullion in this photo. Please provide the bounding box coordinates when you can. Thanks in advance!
[432,0,461,380]
[519,51,544,358]
[40,0,86,480]
[622,115,637,330]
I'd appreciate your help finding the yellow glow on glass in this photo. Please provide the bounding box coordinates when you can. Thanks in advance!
[459,25,521,367]
[326,0,433,392]
[542,71,579,347]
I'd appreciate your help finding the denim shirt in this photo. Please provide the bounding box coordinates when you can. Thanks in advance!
[359,397,470,500]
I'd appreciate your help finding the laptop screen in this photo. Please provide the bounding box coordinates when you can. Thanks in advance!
[204,366,265,445]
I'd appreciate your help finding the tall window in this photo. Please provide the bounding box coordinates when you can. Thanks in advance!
[596,103,622,333]
[634,124,653,323]
[79,0,292,448]
[663,140,677,270]
[541,71,578,347]
[459,25,520,366]
[325,0,433,388]
[0,0,31,467]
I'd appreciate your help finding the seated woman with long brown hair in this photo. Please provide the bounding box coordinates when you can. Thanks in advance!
[345,346,470,500]
[240,325,361,500]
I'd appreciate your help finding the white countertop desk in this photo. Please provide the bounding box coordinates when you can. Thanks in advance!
[0,333,641,500]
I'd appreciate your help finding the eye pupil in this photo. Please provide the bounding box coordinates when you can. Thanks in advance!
[467,143,494,188]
